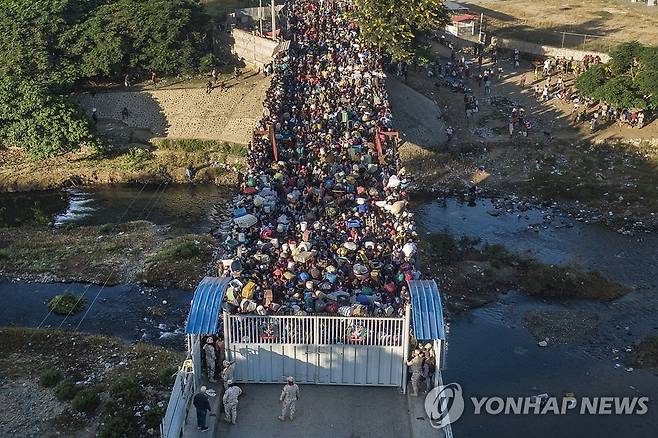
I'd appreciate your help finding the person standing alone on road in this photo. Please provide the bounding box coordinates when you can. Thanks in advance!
[223,380,242,424]
[278,376,299,421]
[193,386,212,432]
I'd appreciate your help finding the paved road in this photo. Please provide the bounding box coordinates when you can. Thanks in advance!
[213,384,416,438]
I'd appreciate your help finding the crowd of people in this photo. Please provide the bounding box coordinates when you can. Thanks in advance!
[529,54,648,132]
[219,0,419,319]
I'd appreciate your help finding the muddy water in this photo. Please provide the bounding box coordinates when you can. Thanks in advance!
[0,184,232,233]
[0,281,192,348]
[414,198,658,438]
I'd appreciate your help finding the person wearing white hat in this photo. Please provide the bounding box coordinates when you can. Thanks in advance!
[223,380,242,425]
[278,376,300,421]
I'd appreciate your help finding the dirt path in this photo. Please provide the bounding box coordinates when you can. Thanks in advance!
[386,78,447,149]
[75,72,269,145]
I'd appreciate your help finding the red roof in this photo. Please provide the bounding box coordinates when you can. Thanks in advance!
[452,14,478,23]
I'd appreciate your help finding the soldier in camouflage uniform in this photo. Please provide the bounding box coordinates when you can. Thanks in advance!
[278,376,300,421]
[203,337,217,383]
[222,380,242,424]
[221,360,236,390]
[407,349,424,396]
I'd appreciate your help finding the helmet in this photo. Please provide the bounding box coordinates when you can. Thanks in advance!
[287,376,294,383]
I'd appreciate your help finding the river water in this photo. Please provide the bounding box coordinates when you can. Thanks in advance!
[0,184,231,233]
[414,198,658,437]
[1,186,656,436]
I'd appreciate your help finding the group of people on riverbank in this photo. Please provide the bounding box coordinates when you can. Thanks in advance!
[218,0,419,319]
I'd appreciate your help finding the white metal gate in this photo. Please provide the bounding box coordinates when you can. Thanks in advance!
[225,312,409,387]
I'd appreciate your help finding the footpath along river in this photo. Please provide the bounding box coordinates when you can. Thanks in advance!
[1,185,657,436]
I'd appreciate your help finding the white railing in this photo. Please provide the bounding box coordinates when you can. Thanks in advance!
[225,313,404,347]
[160,364,195,438]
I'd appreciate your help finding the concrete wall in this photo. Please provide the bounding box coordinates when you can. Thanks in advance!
[232,28,279,69]
[494,36,611,62]
[441,31,611,62]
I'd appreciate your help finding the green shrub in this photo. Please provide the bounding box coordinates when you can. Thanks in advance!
[0,75,100,159]
[157,138,219,152]
[150,236,203,262]
[98,224,115,234]
[40,369,63,388]
[143,406,165,429]
[48,294,86,315]
[427,230,460,264]
[55,380,81,401]
[158,366,178,387]
[482,244,514,268]
[120,147,153,171]
[199,53,219,71]
[72,388,100,413]
[98,414,137,438]
[521,262,628,300]
[109,376,142,404]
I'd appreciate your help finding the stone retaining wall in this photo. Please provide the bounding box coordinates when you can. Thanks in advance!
[232,29,279,70]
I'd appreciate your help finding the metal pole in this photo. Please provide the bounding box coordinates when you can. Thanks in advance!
[259,0,263,36]
[561,31,566,49]
[224,311,232,362]
[271,0,276,40]
[434,339,441,388]
[479,13,484,43]
[401,304,411,394]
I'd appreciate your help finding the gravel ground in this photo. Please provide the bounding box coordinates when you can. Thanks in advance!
[0,379,68,438]
[523,309,601,345]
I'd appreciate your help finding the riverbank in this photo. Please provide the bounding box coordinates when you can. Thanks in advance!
[401,138,658,233]
[0,221,215,289]
[419,230,629,314]
[0,327,184,437]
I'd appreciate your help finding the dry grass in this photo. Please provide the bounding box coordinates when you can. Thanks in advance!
[0,222,216,289]
[466,0,658,50]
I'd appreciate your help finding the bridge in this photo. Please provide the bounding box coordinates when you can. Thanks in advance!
[161,1,449,436]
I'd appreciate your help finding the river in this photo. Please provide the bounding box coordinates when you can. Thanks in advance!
[0,185,656,436]
[414,198,658,437]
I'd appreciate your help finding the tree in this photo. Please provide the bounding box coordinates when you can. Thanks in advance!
[598,76,646,110]
[0,0,213,87]
[575,42,658,110]
[574,65,607,99]
[67,0,211,77]
[0,0,98,89]
[352,0,451,62]
[608,41,642,76]
[0,75,99,158]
